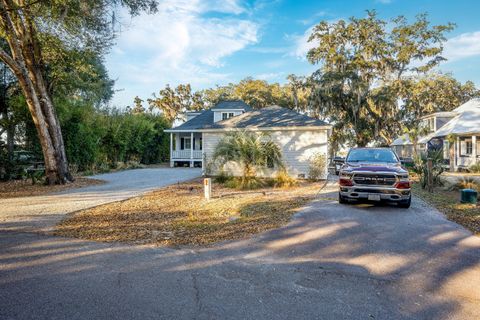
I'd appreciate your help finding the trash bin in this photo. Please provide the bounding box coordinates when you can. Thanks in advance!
[460,189,478,204]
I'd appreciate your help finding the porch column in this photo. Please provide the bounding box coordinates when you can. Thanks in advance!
[456,136,460,171]
[473,135,478,163]
[201,132,205,176]
[170,133,173,167]
[190,132,194,167]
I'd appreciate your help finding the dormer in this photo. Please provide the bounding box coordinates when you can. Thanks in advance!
[211,100,252,123]
[185,111,202,121]
[420,111,455,133]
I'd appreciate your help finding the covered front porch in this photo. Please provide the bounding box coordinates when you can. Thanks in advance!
[169,132,203,168]
[453,134,480,169]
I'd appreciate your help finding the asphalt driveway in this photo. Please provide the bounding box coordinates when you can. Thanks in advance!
[0,180,479,319]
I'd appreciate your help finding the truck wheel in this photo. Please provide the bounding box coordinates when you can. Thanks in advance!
[338,192,347,204]
[398,196,411,208]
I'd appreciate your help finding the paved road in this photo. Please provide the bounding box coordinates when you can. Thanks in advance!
[0,168,201,233]
[0,180,479,319]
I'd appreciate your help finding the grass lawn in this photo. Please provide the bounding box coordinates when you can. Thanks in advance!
[412,183,479,235]
[0,177,104,199]
[54,179,324,247]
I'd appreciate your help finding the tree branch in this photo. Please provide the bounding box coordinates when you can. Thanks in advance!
[0,46,21,75]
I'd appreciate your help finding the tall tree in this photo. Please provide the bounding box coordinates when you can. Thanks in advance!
[286,74,310,113]
[147,84,203,124]
[307,11,454,146]
[132,96,145,115]
[0,0,157,184]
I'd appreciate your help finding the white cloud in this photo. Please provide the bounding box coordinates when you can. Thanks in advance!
[106,0,258,107]
[443,31,480,62]
[287,26,317,60]
[297,11,328,26]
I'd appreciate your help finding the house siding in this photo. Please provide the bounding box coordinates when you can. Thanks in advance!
[213,111,243,123]
[203,129,329,179]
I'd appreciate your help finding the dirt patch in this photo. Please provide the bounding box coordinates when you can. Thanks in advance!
[413,183,479,234]
[54,179,323,247]
[0,177,105,199]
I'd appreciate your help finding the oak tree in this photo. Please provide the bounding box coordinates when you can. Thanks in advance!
[0,0,157,184]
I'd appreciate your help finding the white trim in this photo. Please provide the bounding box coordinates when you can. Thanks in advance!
[169,133,173,167]
[472,135,477,160]
[211,108,246,112]
[165,125,332,133]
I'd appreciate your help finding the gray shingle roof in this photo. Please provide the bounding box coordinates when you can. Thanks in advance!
[210,100,252,111]
[172,109,214,131]
[208,105,328,129]
[168,103,329,131]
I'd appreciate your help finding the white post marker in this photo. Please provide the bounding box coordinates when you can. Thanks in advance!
[204,178,211,200]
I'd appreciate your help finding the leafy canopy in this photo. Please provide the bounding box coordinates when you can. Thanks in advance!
[307,11,455,147]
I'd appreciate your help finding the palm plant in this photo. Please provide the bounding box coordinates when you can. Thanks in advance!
[213,131,283,187]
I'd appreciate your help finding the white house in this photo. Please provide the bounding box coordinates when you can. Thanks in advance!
[431,99,480,170]
[165,100,332,178]
[391,111,456,159]
[391,98,480,171]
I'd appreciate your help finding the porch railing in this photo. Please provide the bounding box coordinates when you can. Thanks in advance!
[172,150,203,159]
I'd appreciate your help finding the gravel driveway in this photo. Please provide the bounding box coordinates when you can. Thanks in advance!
[0,168,201,233]
[0,180,479,319]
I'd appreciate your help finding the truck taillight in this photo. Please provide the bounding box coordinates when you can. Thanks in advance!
[395,181,411,189]
[339,178,353,187]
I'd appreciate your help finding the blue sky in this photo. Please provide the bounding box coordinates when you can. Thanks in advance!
[105,0,480,108]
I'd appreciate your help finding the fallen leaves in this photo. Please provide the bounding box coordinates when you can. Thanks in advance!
[54,179,323,247]
[412,183,479,234]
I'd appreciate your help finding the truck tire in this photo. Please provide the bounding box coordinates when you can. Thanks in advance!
[398,196,411,208]
[338,192,347,204]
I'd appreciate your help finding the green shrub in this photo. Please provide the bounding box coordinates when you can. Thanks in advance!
[413,149,445,189]
[308,153,327,181]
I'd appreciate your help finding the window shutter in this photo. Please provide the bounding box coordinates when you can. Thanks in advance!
[460,141,466,155]
[181,138,184,150]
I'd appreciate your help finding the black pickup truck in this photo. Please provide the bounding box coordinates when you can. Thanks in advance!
[338,148,411,208]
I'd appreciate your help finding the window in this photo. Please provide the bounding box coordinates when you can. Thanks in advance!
[199,138,203,150]
[346,148,399,163]
[222,112,235,120]
[181,138,191,150]
[466,140,473,155]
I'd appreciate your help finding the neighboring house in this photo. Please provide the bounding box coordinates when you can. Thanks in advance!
[390,134,419,159]
[432,99,480,170]
[391,111,454,158]
[391,98,480,170]
[165,100,331,178]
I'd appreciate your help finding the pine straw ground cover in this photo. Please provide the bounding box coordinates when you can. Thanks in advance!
[0,177,104,199]
[54,179,324,247]
[412,183,479,234]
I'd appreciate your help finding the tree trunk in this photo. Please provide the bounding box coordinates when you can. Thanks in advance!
[0,1,72,184]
